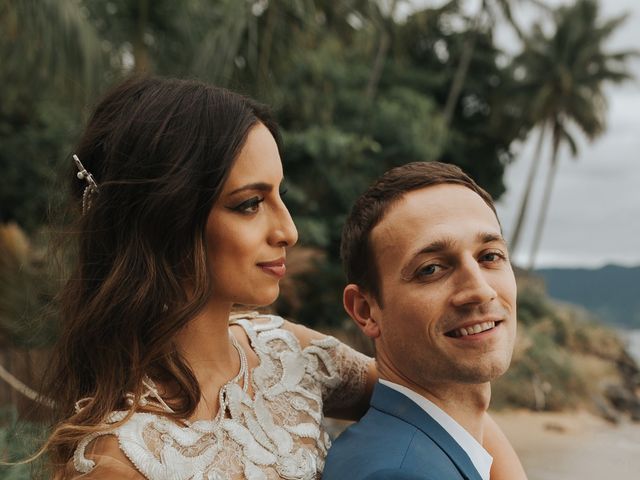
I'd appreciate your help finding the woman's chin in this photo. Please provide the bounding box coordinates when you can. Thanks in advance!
[239,287,280,309]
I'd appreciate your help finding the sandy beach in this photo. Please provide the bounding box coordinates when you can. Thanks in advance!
[492,410,640,479]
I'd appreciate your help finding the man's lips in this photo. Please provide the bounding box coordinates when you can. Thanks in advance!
[257,258,286,278]
[444,318,504,338]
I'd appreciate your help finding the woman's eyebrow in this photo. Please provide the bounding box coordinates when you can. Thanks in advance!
[227,182,273,196]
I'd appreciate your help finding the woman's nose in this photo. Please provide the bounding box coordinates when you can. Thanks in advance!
[270,203,298,248]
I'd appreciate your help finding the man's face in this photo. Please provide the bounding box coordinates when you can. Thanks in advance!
[369,184,517,388]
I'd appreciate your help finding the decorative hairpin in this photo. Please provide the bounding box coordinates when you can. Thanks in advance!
[73,154,99,215]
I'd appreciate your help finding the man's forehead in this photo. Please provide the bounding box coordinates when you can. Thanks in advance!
[370,184,501,257]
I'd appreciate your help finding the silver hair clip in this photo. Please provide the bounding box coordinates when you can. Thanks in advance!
[73,154,99,214]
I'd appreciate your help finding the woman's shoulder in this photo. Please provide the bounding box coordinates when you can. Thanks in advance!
[229,311,332,350]
[68,428,146,479]
[72,411,202,480]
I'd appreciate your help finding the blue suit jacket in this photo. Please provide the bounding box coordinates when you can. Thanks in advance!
[322,382,484,480]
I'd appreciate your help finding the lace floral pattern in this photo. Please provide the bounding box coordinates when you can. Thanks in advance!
[73,315,371,480]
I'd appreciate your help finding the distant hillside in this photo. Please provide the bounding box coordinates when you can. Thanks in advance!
[536,265,640,328]
[490,273,640,420]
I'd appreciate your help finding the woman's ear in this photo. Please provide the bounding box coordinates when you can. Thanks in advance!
[343,284,381,339]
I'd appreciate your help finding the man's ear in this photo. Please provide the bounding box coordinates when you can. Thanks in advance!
[343,283,381,339]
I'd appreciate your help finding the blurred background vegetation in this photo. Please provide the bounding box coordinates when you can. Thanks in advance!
[1,0,639,476]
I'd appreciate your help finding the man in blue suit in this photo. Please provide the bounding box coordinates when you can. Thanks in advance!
[323,162,519,480]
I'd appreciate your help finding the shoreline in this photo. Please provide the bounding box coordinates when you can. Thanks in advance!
[492,409,640,480]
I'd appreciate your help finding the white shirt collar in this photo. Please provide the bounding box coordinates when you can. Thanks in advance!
[379,379,493,480]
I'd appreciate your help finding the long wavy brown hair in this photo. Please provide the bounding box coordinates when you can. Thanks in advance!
[38,76,280,473]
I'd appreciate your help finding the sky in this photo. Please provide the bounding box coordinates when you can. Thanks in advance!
[403,0,640,269]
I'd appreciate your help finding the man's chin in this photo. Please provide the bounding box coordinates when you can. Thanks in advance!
[455,359,512,384]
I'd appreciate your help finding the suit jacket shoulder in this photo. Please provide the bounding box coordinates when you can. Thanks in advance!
[322,383,483,480]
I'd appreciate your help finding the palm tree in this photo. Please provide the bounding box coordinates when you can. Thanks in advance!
[509,0,636,269]
[364,0,401,102]
[0,0,105,99]
[189,0,358,90]
[442,0,549,128]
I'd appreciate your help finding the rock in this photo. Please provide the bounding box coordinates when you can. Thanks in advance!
[593,395,621,424]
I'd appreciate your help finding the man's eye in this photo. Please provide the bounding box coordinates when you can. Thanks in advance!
[480,251,505,263]
[416,264,443,278]
[233,196,264,214]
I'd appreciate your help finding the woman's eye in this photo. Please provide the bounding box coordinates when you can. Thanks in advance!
[279,187,288,197]
[233,196,264,214]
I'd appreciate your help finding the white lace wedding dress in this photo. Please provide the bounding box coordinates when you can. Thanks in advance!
[67,314,371,480]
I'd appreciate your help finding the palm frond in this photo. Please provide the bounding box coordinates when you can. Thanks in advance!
[0,0,106,100]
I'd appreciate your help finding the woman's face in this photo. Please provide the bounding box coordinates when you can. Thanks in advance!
[205,123,298,307]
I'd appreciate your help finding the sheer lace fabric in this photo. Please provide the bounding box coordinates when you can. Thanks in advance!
[70,315,371,480]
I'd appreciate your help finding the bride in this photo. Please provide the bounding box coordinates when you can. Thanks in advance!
[39,76,526,479]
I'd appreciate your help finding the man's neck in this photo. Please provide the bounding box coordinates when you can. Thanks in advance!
[378,366,491,442]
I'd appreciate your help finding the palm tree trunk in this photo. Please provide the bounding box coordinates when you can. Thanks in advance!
[509,124,547,255]
[442,33,477,127]
[365,31,390,101]
[133,0,150,73]
[365,0,399,102]
[258,1,277,90]
[527,136,561,271]
[443,6,486,128]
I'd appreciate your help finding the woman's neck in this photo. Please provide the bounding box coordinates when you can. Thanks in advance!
[171,299,253,421]
[173,299,239,385]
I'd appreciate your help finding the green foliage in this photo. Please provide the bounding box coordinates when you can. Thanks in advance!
[0,0,100,230]
[515,282,555,327]
[0,102,76,231]
[0,225,58,347]
[0,0,105,98]
[397,3,529,198]
[0,1,633,337]
[292,259,349,329]
[0,406,47,479]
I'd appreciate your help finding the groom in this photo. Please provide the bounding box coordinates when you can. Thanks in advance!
[323,162,518,480]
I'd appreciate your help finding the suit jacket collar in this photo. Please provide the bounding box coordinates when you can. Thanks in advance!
[370,381,484,480]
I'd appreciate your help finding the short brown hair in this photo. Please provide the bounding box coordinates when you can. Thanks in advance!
[340,161,498,303]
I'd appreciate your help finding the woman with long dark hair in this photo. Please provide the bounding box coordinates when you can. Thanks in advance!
[40,77,526,479]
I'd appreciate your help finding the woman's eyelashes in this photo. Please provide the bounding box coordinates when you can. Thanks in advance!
[230,196,264,214]
[228,185,288,215]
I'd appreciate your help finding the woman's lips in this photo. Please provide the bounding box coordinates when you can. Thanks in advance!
[257,259,286,278]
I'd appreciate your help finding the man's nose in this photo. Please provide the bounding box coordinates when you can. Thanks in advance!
[450,259,497,307]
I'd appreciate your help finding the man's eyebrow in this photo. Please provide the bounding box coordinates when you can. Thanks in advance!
[478,232,506,244]
[400,239,453,279]
[411,239,453,257]
[227,182,274,196]
[405,232,505,262]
